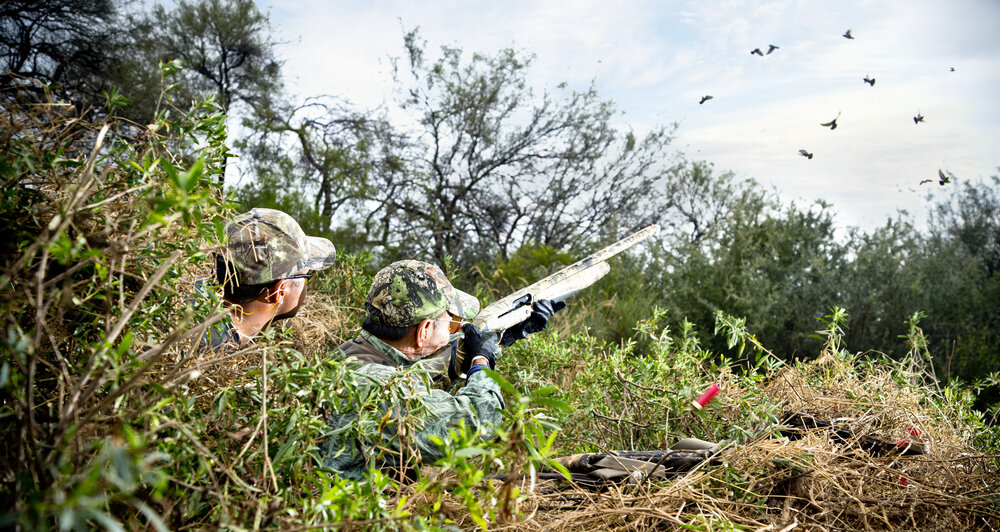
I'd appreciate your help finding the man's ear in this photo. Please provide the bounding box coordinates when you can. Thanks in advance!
[414,319,434,347]
[265,280,288,303]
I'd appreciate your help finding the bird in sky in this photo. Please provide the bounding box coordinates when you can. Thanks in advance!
[820,112,841,130]
[767,44,779,55]
[919,179,933,185]
[799,149,814,159]
[843,29,854,39]
[699,95,714,104]
[950,67,956,72]
[750,48,764,56]
[863,75,875,86]
[914,112,925,124]
[938,169,951,185]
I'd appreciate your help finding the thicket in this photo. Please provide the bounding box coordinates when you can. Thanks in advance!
[4,0,996,390]
[3,2,999,528]
[3,83,1000,529]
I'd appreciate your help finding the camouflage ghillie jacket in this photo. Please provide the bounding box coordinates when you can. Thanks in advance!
[323,331,505,480]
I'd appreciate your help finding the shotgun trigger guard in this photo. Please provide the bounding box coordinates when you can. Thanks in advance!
[510,294,532,310]
[496,294,533,321]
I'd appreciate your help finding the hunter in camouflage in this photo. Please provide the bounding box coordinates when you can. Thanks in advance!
[324,260,504,480]
[220,208,338,288]
[366,260,480,327]
[202,208,337,351]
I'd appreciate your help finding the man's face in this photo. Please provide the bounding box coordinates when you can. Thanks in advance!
[410,311,457,359]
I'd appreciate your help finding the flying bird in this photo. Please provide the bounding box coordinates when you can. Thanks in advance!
[950,67,956,72]
[767,44,779,55]
[843,29,854,39]
[699,95,714,104]
[820,112,841,130]
[914,112,925,124]
[750,48,764,56]
[938,169,951,185]
[798,149,814,159]
[919,179,933,186]
[863,75,875,86]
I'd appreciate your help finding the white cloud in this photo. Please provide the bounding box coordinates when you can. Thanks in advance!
[256,0,1000,231]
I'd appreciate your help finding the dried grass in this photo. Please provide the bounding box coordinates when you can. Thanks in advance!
[157,265,999,530]
[428,352,1000,531]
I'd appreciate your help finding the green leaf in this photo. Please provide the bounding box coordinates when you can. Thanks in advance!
[543,457,572,481]
[178,158,204,193]
[530,397,570,412]
[530,385,558,398]
[453,447,484,458]
[483,368,518,398]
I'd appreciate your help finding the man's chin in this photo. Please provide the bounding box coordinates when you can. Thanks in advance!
[411,341,451,360]
[275,305,301,321]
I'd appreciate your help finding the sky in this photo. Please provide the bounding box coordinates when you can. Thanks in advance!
[255,0,1000,233]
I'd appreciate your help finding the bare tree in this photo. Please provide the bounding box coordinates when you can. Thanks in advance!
[370,29,680,267]
[236,30,685,269]
[236,96,408,243]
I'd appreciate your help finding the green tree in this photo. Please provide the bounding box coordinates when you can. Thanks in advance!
[916,175,1000,379]
[0,0,122,105]
[234,97,408,254]
[653,185,850,359]
[116,0,282,124]
[837,219,922,359]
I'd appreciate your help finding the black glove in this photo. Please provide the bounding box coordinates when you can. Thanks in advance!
[499,298,566,347]
[459,323,500,373]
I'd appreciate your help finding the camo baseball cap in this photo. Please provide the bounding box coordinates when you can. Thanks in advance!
[366,260,480,327]
[221,208,337,286]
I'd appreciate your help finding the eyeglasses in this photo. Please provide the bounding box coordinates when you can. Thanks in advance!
[437,314,465,334]
[284,271,317,284]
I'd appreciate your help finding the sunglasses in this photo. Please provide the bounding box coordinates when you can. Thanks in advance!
[284,271,317,284]
[439,314,465,334]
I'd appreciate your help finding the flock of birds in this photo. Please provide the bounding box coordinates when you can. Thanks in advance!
[698,28,954,187]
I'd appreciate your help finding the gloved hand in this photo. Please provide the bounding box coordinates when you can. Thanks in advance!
[499,298,566,347]
[459,323,500,374]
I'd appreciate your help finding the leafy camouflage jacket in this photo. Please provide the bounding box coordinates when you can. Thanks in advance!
[323,331,505,480]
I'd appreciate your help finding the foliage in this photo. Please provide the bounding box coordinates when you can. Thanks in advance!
[0,0,122,106]
[917,175,1000,380]
[236,29,684,270]
[500,309,782,454]
[4,9,1000,527]
[234,96,407,253]
[382,28,680,267]
[0,78,232,528]
[7,0,997,397]
[114,0,283,124]
[3,78,999,527]
[496,307,1000,530]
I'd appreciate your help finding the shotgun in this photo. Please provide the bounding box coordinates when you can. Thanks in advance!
[474,223,660,333]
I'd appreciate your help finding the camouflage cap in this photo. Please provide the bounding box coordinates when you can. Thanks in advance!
[366,260,480,327]
[221,208,337,286]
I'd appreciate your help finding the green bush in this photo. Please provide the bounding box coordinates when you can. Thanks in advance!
[1,70,233,528]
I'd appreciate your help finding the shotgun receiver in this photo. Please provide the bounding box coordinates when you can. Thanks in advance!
[473,224,660,333]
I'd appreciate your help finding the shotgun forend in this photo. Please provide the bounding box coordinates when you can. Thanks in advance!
[473,224,660,333]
